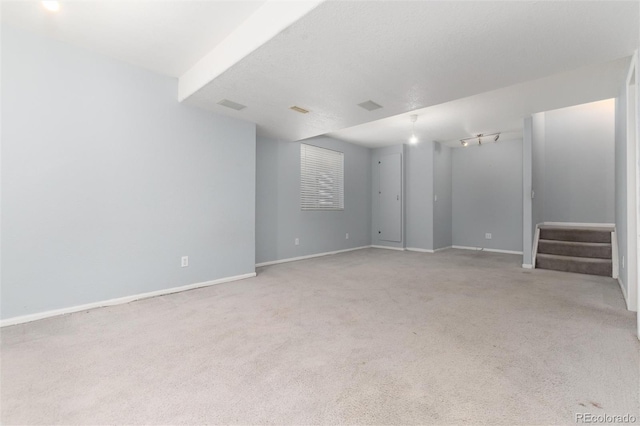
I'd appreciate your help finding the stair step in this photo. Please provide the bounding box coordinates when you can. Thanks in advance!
[537,239,611,259]
[539,226,611,243]
[536,253,612,277]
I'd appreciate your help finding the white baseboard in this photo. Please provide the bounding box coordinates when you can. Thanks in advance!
[522,264,534,269]
[451,245,523,255]
[618,277,630,310]
[371,245,405,251]
[256,246,371,267]
[541,222,615,229]
[405,247,434,253]
[405,246,453,253]
[0,272,257,328]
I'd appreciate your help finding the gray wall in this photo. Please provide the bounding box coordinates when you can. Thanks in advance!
[531,113,546,231]
[405,142,433,250]
[255,136,371,264]
[433,142,452,249]
[615,87,628,295]
[522,117,533,265]
[542,100,616,223]
[452,141,524,252]
[372,145,405,249]
[1,26,256,319]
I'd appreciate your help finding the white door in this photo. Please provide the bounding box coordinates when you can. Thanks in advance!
[379,153,402,242]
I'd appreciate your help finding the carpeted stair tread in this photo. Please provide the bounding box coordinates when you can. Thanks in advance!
[536,253,612,277]
[539,227,611,243]
[537,239,612,259]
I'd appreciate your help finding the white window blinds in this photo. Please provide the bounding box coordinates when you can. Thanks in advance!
[300,143,344,211]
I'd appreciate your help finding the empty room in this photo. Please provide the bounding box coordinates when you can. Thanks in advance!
[1,1,639,425]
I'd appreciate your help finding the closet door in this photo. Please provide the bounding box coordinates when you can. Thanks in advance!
[379,153,402,242]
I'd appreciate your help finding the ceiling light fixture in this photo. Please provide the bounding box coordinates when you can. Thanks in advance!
[408,114,418,145]
[459,132,501,147]
[42,1,60,12]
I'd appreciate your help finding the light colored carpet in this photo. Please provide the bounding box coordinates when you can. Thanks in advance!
[1,248,638,425]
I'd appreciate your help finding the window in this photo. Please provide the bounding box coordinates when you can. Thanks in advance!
[300,143,344,210]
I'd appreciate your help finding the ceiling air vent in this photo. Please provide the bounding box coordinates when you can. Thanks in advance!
[358,100,383,111]
[217,99,246,111]
[290,106,310,114]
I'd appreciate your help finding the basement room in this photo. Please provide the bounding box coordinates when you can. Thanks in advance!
[1,1,639,424]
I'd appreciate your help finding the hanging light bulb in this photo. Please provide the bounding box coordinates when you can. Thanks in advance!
[409,114,418,144]
[461,140,468,147]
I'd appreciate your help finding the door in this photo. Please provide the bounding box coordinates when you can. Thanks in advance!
[379,153,402,242]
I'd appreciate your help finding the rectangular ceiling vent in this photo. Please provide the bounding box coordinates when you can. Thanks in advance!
[218,99,246,111]
[358,100,383,111]
[290,105,310,114]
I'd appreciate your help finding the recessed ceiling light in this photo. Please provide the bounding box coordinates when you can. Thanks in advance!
[42,1,60,12]
[217,99,246,111]
[357,100,383,111]
[290,106,309,114]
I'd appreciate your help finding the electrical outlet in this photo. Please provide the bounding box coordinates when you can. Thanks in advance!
[346,233,349,239]
[485,233,492,240]
[295,238,299,246]
[181,256,189,267]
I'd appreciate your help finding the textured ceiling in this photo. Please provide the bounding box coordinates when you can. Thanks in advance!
[184,1,639,143]
[328,57,630,149]
[0,0,265,77]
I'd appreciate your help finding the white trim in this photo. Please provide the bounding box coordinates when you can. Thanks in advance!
[0,272,257,328]
[405,247,434,253]
[371,245,405,251]
[541,221,615,229]
[612,230,619,280]
[451,245,523,255]
[255,246,371,267]
[522,264,534,269]
[532,225,541,269]
[618,277,629,308]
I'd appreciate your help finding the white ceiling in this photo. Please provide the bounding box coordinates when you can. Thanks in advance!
[0,0,266,77]
[3,1,638,148]
[328,57,630,149]
[184,1,639,143]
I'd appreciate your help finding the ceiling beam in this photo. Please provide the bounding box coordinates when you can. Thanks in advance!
[178,0,324,102]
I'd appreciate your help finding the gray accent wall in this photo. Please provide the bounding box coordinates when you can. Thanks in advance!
[542,100,616,224]
[255,136,371,264]
[452,141,524,252]
[405,142,434,250]
[1,26,256,320]
[372,145,405,249]
[433,143,452,249]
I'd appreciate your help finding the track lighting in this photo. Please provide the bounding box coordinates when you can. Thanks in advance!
[459,132,501,147]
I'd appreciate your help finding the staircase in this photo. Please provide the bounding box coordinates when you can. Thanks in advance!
[535,225,613,277]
